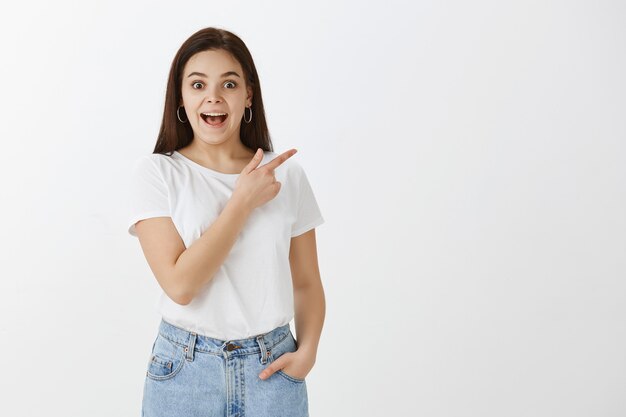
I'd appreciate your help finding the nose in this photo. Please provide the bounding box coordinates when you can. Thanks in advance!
[204,83,224,103]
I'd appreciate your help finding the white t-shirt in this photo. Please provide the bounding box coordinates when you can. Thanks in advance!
[127,150,325,340]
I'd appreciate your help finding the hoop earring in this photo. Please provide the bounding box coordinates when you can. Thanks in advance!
[244,106,252,123]
[177,106,188,123]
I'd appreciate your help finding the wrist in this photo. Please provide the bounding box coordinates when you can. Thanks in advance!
[227,194,252,217]
[296,344,318,360]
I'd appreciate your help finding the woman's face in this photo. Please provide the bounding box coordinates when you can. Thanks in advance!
[180,49,253,147]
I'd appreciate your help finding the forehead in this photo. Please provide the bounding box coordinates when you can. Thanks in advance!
[184,49,242,74]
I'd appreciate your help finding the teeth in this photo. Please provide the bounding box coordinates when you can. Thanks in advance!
[202,112,227,116]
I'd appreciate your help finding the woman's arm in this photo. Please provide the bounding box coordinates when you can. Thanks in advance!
[258,227,325,381]
[290,228,326,358]
[134,197,252,305]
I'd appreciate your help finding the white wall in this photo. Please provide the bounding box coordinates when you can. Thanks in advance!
[0,0,624,416]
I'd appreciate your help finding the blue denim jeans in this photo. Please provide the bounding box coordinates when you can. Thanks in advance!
[141,318,309,417]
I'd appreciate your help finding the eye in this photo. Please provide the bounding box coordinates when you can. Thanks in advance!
[191,80,237,90]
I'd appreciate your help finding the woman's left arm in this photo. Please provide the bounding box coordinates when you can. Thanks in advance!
[258,228,325,381]
[290,228,326,359]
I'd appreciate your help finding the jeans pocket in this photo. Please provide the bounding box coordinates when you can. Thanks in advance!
[146,333,185,381]
[276,368,306,384]
[269,331,306,384]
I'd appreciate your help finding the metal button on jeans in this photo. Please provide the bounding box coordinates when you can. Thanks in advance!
[226,343,240,351]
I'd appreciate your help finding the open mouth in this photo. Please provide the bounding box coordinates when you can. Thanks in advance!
[201,112,229,127]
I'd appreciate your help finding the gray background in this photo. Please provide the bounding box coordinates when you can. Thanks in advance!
[0,0,624,416]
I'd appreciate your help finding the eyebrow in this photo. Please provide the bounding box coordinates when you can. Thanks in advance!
[186,71,241,79]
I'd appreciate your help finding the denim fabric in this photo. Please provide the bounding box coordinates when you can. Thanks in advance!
[141,318,309,417]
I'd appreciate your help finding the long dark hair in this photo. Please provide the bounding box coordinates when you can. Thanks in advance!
[153,27,273,155]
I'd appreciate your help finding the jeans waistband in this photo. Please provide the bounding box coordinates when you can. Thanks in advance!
[157,318,291,360]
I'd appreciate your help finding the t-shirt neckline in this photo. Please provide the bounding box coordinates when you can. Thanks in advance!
[173,150,255,179]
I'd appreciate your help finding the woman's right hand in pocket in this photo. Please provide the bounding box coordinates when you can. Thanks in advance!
[232,148,297,211]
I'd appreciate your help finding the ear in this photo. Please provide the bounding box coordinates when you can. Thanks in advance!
[247,85,253,105]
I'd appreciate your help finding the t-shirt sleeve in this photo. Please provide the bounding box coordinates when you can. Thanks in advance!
[127,156,171,237]
[291,164,325,237]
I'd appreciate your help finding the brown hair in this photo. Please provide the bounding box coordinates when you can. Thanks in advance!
[153,27,273,155]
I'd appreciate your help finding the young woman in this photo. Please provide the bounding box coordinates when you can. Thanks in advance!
[127,27,325,417]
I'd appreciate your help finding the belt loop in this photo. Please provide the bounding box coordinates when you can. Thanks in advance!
[185,332,197,361]
[256,335,268,364]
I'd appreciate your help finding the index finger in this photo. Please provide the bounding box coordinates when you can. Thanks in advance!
[260,148,297,171]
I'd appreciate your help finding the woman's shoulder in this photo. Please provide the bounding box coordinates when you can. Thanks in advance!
[134,152,177,167]
[130,152,178,179]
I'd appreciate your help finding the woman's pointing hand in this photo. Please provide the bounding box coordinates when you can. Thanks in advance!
[232,148,297,212]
